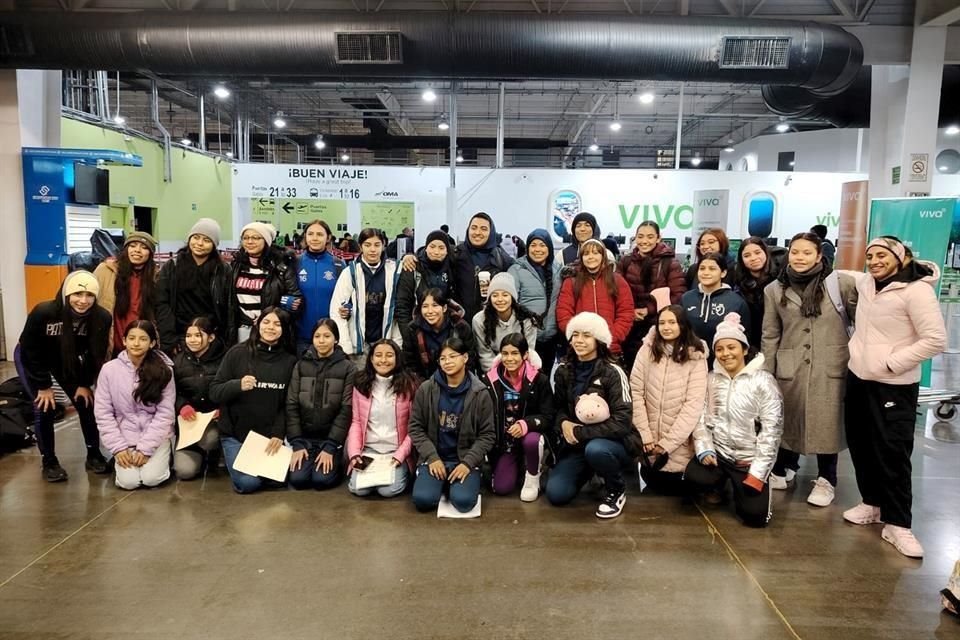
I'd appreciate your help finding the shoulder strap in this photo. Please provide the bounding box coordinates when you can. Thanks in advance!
[825,271,853,336]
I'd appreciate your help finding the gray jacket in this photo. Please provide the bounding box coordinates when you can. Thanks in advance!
[508,257,562,341]
[408,373,497,468]
[471,310,539,373]
[693,353,784,481]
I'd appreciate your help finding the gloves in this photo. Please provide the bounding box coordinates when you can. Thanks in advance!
[743,474,765,496]
[280,295,296,312]
[179,405,197,421]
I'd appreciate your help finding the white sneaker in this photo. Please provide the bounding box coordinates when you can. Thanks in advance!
[881,525,924,558]
[596,490,626,519]
[806,477,835,507]
[520,472,541,502]
[843,502,882,525]
[769,474,788,490]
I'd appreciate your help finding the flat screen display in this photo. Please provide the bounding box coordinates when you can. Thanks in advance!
[74,163,109,205]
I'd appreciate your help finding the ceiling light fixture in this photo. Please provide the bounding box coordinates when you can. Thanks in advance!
[314,136,325,150]
[438,116,450,131]
[180,138,192,146]
[226,151,234,158]
[422,88,437,102]
[609,120,622,132]
[690,156,702,167]
[213,85,231,99]
[113,115,126,126]
[589,142,599,152]
[776,122,790,133]
[341,152,350,162]
[724,147,735,153]
[638,91,655,104]
[456,152,464,163]
[273,112,287,129]
[946,125,960,136]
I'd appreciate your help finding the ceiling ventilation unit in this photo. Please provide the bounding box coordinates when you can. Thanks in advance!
[335,32,402,64]
[720,36,790,69]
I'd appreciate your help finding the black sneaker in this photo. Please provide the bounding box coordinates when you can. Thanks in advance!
[596,489,626,519]
[85,453,110,474]
[42,460,69,483]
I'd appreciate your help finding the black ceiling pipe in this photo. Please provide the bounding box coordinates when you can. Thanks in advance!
[198,131,571,150]
[0,12,861,98]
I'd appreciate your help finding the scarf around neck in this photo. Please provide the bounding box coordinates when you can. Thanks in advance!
[784,262,825,318]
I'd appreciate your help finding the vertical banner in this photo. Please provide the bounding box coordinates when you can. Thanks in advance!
[836,180,869,270]
[868,197,957,385]
[692,189,730,239]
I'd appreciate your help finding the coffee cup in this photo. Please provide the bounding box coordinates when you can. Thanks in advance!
[478,270,491,287]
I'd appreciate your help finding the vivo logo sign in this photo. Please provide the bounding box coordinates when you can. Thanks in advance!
[919,209,946,218]
[698,198,721,207]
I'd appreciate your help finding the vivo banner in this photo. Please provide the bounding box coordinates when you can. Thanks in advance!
[692,189,730,240]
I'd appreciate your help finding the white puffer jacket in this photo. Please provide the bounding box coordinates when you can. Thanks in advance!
[693,353,783,482]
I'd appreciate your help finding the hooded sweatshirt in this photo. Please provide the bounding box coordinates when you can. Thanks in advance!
[681,284,751,352]
[434,368,473,462]
[508,228,563,341]
[453,213,515,321]
[561,212,600,266]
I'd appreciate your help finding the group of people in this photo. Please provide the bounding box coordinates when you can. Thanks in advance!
[13,211,946,559]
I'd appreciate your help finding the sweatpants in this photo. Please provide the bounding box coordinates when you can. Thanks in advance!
[490,433,543,495]
[640,467,687,496]
[173,421,221,481]
[844,371,918,528]
[114,439,172,490]
[684,456,772,528]
[773,449,839,486]
[546,438,631,506]
[411,462,482,513]
[14,345,101,464]
[288,439,344,490]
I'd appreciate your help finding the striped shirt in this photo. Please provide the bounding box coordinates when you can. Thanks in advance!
[235,263,267,325]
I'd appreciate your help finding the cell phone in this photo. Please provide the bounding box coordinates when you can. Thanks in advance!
[354,455,374,470]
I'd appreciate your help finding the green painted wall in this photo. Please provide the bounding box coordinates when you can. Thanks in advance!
[60,118,233,243]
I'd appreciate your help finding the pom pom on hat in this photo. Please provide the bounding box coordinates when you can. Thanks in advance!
[712,312,749,348]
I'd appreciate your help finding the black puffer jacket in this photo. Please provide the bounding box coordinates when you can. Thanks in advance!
[231,246,303,325]
[395,246,457,337]
[155,249,236,353]
[173,338,226,414]
[285,345,356,452]
[550,358,633,457]
[402,315,477,379]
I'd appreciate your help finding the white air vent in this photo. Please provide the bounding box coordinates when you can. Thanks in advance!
[335,32,402,64]
[720,36,790,69]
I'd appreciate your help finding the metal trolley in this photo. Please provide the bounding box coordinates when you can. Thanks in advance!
[918,388,960,421]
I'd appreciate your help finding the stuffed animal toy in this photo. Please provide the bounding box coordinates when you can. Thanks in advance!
[575,393,610,425]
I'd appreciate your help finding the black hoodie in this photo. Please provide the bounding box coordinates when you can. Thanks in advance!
[561,212,601,266]
[210,341,297,441]
[453,212,515,320]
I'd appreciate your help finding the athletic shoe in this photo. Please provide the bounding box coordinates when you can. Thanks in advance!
[881,525,924,558]
[843,502,882,525]
[769,474,788,490]
[806,477,836,507]
[42,460,68,483]
[85,453,110,474]
[596,490,626,519]
[519,472,541,502]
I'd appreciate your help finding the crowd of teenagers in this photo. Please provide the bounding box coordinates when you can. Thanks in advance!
[14,213,946,560]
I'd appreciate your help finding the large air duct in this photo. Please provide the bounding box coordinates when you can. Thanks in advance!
[0,12,862,98]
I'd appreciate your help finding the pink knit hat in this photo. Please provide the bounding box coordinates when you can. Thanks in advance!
[866,237,906,265]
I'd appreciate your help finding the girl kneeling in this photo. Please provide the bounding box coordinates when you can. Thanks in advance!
[408,337,496,513]
[95,321,175,490]
[686,314,783,527]
[485,333,555,502]
[346,340,419,497]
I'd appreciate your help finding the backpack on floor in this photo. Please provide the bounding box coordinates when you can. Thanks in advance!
[0,396,35,453]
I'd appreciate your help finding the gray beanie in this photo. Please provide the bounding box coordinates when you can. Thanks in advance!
[487,272,518,300]
[188,218,221,247]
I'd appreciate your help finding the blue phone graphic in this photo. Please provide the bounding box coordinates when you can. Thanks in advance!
[743,191,777,239]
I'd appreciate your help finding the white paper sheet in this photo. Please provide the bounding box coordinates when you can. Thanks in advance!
[175,410,217,450]
[354,454,397,490]
[437,495,482,519]
[232,431,293,482]
[637,462,647,493]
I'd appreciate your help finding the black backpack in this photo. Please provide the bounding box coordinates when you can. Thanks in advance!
[0,395,35,454]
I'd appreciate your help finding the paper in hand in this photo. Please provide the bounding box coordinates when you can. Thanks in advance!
[354,454,397,490]
[176,410,217,450]
[233,431,293,482]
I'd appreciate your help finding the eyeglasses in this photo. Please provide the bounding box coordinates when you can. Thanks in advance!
[438,354,465,363]
[241,235,263,242]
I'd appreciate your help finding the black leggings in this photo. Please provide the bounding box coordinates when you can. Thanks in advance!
[684,457,772,528]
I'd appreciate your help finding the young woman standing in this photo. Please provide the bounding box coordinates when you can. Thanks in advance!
[761,232,857,507]
[346,339,419,498]
[408,337,496,514]
[684,228,731,289]
[94,321,175,490]
[471,272,540,372]
[484,333,555,502]
[556,239,635,359]
[331,228,403,359]
[94,231,159,357]
[842,237,946,558]
[232,222,302,343]
[17,270,111,481]
[546,312,633,519]
[286,319,356,490]
[395,230,457,341]
[733,237,778,349]
[618,222,686,369]
[629,305,708,495]
[508,229,563,369]
[402,288,476,379]
[686,314,783,528]
[210,307,297,494]
[172,317,226,480]
[295,219,344,354]
[155,218,235,354]
[681,252,750,356]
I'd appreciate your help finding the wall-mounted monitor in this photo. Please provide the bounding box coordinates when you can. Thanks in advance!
[74,163,109,205]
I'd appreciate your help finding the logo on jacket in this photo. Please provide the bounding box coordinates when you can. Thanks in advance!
[323,270,335,281]
[711,302,727,317]
[298,268,308,283]
[884,401,896,408]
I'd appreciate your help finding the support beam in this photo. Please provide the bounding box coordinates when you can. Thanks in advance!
[562,93,607,160]
[375,90,414,136]
[679,0,689,15]
[826,0,854,18]
[530,0,541,13]
[180,0,203,8]
[227,0,236,9]
[71,0,92,8]
[717,0,739,16]
[747,0,767,16]
[922,1,960,27]
[623,0,633,15]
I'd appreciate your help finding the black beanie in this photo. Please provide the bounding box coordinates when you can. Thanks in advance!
[426,230,449,247]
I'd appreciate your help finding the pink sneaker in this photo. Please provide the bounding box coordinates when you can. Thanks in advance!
[881,525,924,558]
[843,502,882,525]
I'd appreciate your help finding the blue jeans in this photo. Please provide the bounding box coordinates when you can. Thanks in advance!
[220,435,267,494]
[546,438,631,506]
[412,462,482,513]
[349,463,409,498]
[288,440,344,490]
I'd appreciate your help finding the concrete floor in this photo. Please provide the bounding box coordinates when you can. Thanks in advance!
[1,368,959,639]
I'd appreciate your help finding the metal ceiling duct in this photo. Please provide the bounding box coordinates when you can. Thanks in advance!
[0,12,862,98]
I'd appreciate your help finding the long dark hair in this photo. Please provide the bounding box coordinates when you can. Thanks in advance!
[114,245,157,320]
[573,240,619,300]
[246,306,294,359]
[482,293,541,347]
[632,220,664,291]
[734,236,775,306]
[57,292,109,384]
[353,339,419,399]
[778,232,828,317]
[124,320,172,406]
[650,305,705,364]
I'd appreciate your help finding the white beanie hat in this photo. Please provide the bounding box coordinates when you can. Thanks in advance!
[565,311,613,347]
[188,217,221,247]
[241,222,277,246]
[712,312,749,348]
[62,270,99,302]
[487,272,518,300]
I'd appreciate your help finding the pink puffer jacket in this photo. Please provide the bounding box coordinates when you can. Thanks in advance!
[346,386,414,464]
[847,261,946,385]
[629,328,709,473]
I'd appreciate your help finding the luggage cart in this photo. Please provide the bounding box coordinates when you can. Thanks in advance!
[918,388,960,421]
